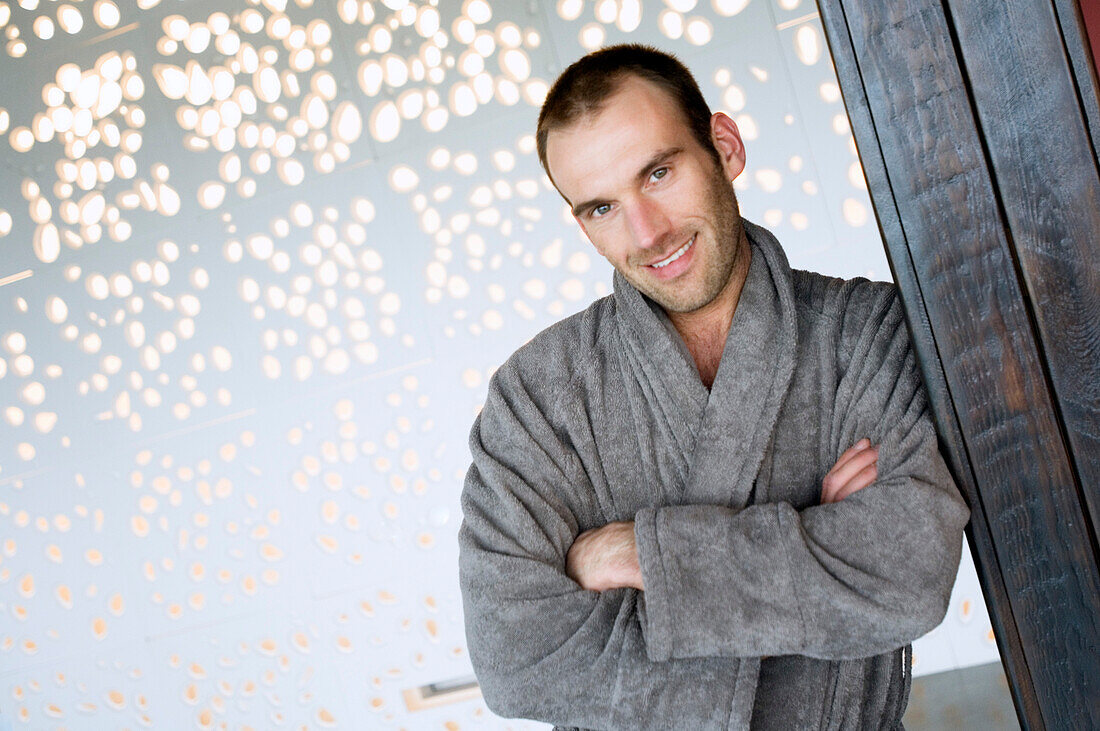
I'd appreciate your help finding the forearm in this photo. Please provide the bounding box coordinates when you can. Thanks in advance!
[628,284,970,662]
[460,409,749,728]
[459,524,746,729]
[634,470,968,662]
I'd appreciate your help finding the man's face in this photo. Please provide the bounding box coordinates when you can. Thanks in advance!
[545,76,747,314]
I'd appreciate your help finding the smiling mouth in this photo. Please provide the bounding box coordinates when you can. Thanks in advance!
[650,235,695,268]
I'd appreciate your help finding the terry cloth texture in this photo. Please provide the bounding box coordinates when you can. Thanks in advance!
[458,220,970,730]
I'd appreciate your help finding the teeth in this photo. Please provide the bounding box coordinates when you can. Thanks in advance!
[652,236,693,268]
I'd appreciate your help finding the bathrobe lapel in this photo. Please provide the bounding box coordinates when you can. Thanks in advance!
[610,221,798,510]
[611,269,710,510]
[683,223,798,508]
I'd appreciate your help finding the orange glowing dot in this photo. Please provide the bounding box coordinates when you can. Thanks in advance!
[18,574,34,598]
[92,617,108,639]
[259,543,283,561]
[131,515,150,537]
[106,689,125,709]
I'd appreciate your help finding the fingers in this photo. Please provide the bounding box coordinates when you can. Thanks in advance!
[834,437,872,467]
[833,461,878,502]
[821,439,879,503]
[827,439,875,483]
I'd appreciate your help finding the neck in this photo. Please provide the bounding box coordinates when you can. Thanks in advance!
[667,233,752,389]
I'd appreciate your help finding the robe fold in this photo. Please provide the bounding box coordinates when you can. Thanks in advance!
[458,221,969,730]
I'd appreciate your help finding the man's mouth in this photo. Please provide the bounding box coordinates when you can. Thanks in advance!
[650,235,695,268]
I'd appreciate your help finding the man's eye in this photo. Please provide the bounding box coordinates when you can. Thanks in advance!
[592,204,611,217]
[650,167,669,182]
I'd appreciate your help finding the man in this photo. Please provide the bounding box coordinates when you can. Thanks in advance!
[458,45,968,730]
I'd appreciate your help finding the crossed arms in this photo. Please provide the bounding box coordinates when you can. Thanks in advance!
[567,439,883,592]
[457,290,970,728]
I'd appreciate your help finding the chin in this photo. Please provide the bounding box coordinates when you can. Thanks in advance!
[641,283,712,314]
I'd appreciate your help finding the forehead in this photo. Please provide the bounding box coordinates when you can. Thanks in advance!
[545,77,696,198]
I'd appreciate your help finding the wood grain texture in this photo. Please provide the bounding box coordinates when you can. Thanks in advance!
[813,5,1042,727]
[815,0,1100,727]
[946,0,1100,555]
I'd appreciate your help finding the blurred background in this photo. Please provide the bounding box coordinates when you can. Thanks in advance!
[0,0,1003,728]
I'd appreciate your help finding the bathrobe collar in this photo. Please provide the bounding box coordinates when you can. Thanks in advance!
[612,220,799,507]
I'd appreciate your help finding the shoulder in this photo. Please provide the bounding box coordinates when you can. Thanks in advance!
[489,295,617,411]
[791,268,899,323]
[790,270,907,372]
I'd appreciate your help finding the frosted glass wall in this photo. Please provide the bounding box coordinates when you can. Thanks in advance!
[0,0,997,728]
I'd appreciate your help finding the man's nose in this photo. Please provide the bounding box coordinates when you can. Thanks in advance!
[624,198,671,250]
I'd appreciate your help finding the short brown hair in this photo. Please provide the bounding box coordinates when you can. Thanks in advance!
[536,44,719,179]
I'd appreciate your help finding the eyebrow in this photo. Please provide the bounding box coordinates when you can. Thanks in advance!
[570,146,684,217]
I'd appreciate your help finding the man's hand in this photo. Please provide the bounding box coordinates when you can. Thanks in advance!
[565,521,644,592]
[821,438,879,503]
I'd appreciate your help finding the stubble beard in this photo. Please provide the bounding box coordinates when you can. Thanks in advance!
[625,168,743,314]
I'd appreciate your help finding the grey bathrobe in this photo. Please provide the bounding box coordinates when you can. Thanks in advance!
[458,221,969,730]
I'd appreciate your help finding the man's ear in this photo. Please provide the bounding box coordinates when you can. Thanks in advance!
[710,112,746,181]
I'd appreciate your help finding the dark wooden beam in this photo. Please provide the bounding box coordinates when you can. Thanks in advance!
[946,0,1100,549]
[816,0,1100,727]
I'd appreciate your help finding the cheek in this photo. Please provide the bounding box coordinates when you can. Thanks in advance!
[583,223,629,262]
[666,186,706,222]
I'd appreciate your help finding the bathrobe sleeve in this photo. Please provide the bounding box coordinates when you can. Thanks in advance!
[458,359,753,729]
[633,284,971,663]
